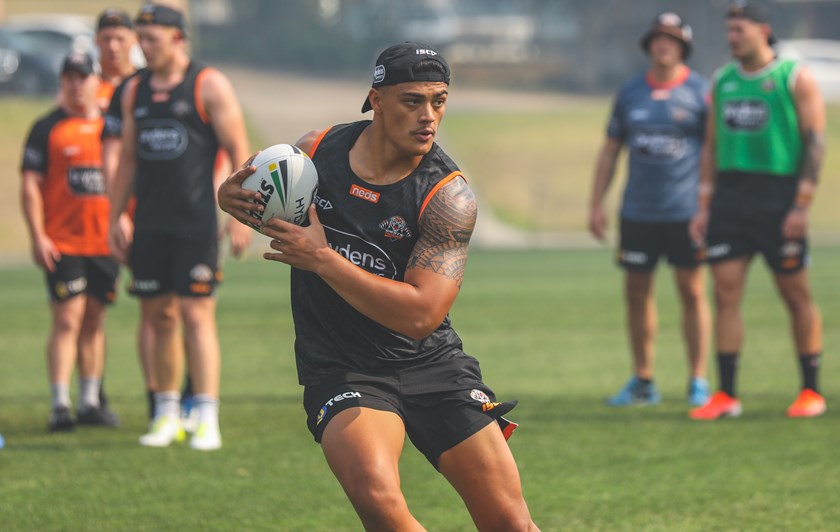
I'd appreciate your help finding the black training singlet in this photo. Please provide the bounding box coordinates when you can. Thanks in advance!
[130,62,219,235]
[292,120,471,385]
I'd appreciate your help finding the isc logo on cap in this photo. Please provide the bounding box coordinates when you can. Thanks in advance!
[416,49,437,55]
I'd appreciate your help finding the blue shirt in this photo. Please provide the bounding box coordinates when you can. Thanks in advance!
[607,68,709,221]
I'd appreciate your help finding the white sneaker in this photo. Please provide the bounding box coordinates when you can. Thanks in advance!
[139,415,185,447]
[190,421,222,451]
[180,403,200,434]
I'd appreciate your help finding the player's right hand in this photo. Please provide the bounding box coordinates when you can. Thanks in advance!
[108,215,133,265]
[689,209,709,246]
[217,152,263,228]
[33,235,60,273]
[589,205,608,242]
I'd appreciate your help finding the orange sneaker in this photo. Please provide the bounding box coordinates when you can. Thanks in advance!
[689,391,742,420]
[787,389,826,418]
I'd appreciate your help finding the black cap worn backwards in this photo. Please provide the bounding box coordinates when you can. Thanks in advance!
[61,51,98,76]
[640,12,693,59]
[726,0,777,44]
[97,7,132,31]
[135,3,187,36]
[361,42,450,113]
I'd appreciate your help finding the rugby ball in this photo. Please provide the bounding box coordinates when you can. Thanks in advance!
[241,144,319,229]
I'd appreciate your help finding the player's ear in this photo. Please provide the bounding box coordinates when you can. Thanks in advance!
[370,88,383,113]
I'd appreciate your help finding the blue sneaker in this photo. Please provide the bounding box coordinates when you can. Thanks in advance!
[687,377,710,407]
[606,377,661,406]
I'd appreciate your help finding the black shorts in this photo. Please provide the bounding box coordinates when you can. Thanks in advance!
[707,173,806,274]
[302,356,518,468]
[45,255,119,304]
[128,229,220,297]
[617,219,703,271]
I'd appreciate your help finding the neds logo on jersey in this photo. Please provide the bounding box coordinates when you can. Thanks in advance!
[349,183,380,203]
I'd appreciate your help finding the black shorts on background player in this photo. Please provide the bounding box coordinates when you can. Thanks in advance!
[618,219,702,271]
[706,172,806,273]
[303,356,517,467]
[46,255,119,303]
[128,229,220,297]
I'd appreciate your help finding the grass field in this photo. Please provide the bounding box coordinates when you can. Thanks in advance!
[1,249,839,531]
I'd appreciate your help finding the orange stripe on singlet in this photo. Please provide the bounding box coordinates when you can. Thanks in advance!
[194,67,215,124]
[307,127,333,158]
[418,171,464,221]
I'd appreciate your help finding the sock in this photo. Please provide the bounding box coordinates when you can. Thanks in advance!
[99,376,108,407]
[193,394,219,426]
[79,377,101,411]
[798,353,821,393]
[51,383,71,410]
[147,390,156,421]
[181,375,194,399]
[154,391,181,419]
[717,352,739,397]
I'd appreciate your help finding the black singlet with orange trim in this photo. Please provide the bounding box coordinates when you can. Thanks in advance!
[130,62,219,235]
[291,120,470,385]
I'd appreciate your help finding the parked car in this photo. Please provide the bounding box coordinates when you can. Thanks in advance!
[5,14,96,56]
[0,27,59,95]
[776,39,840,102]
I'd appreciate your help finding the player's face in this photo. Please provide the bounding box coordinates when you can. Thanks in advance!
[96,26,136,74]
[648,34,684,67]
[136,25,179,71]
[726,18,767,60]
[377,81,448,157]
[61,71,99,111]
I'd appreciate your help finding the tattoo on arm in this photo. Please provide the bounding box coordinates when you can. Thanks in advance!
[407,177,477,288]
[801,128,825,183]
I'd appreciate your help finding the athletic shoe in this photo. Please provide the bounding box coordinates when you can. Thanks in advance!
[190,421,222,451]
[139,415,185,447]
[606,376,661,406]
[787,389,826,418]
[180,396,199,434]
[77,406,121,428]
[48,406,75,432]
[689,391,742,420]
[687,377,710,407]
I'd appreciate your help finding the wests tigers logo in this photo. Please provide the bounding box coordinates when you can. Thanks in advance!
[379,216,413,241]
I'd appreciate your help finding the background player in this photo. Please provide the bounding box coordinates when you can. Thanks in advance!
[21,52,119,430]
[108,4,251,450]
[689,1,826,420]
[589,12,710,406]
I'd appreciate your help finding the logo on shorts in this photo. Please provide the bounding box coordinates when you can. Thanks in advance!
[706,243,731,258]
[482,401,502,412]
[780,241,803,257]
[190,263,214,282]
[470,389,490,403]
[55,277,87,299]
[317,391,362,425]
[620,250,648,265]
[131,279,160,293]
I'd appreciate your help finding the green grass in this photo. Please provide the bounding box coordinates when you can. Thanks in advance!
[1,249,839,530]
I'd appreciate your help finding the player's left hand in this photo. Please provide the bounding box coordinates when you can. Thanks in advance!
[782,207,808,240]
[261,205,329,271]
